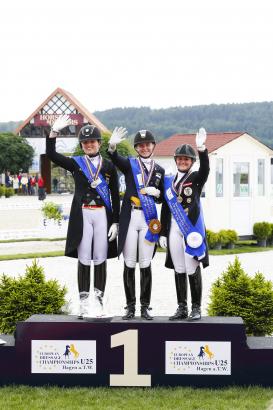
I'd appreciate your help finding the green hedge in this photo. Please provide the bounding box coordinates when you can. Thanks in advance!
[206,229,238,249]
[42,202,63,222]
[4,187,15,198]
[0,186,15,198]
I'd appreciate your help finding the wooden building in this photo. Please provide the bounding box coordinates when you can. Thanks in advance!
[154,132,273,236]
[15,87,108,193]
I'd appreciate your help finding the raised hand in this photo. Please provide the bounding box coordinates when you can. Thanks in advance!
[109,127,128,147]
[195,127,207,150]
[52,114,72,133]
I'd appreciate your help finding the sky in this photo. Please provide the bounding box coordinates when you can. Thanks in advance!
[1,0,273,121]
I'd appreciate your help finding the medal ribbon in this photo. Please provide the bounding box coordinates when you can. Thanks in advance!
[137,157,155,187]
[84,154,102,184]
[129,157,159,243]
[164,175,206,259]
[172,171,192,199]
[72,156,112,211]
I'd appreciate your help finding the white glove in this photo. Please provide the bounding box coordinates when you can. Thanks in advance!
[108,223,119,241]
[109,127,128,150]
[195,127,207,151]
[52,114,72,133]
[141,186,160,198]
[159,236,167,249]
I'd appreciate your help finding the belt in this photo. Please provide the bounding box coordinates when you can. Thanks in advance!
[131,204,143,210]
[82,204,104,210]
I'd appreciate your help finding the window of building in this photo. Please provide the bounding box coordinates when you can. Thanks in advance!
[216,158,223,197]
[257,159,265,196]
[233,162,249,197]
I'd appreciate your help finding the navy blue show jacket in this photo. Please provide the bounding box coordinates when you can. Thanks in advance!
[46,136,120,259]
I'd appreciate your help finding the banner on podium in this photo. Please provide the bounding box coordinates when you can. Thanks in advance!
[31,340,96,374]
[165,341,231,375]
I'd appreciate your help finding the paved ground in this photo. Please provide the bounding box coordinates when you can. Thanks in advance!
[0,240,66,255]
[0,195,272,319]
[0,194,72,239]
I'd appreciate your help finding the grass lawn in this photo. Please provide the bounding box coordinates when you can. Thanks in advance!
[0,386,272,410]
[0,251,64,261]
[1,247,272,260]
[157,241,273,256]
[209,245,273,255]
[0,238,66,244]
[0,239,272,261]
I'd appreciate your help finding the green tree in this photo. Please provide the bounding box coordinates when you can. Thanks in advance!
[3,101,273,147]
[0,259,67,334]
[0,133,34,174]
[208,257,273,335]
[73,132,134,159]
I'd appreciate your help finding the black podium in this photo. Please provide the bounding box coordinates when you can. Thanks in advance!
[0,315,273,387]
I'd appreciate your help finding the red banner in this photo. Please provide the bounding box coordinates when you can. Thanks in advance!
[34,114,84,127]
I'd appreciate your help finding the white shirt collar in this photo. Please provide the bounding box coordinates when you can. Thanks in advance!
[176,170,186,180]
[88,154,100,162]
[140,157,152,165]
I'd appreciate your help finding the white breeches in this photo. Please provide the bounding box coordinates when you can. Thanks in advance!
[123,209,155,269]
[77,208,108,266]
[169,216,199,275]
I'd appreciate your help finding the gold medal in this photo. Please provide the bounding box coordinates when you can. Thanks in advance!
[140,188,146,195]
[148,219,161,234]
[177,195,183,203]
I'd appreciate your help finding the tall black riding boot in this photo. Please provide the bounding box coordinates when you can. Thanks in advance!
[188,266,202,320]
[169,272,188,320]
[77,261,91,319]
[122,264,136,320]
[140,265,153,320]
[94,261,107,307]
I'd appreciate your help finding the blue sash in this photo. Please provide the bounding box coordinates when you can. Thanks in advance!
[72,156,112,211]
[129,157,159,243]
[164,175,206,259]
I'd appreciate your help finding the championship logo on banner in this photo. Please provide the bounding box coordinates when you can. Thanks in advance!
[31,340,96,374]
[165,341,231,375]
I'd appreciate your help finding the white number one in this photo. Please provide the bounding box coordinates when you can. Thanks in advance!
[110,329,151,386]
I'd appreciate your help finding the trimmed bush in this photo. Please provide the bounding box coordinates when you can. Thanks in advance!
[226,229,238,244]
[0,259,67,334]
[267,223,273,246]
[253,222,271,242]
[206,230,219,249]
[42,202,63,222]
[207,229,238,249]
[226,229,238,249]
[0,186,5,197]
[218,230,229,247]
[4,187,14,198]
[207,256,273,335]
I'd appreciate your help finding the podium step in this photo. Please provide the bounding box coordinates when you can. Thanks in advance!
[0,314,272,387]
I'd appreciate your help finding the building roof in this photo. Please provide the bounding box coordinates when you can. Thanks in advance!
[153,132,244,156]
[15,87,109,134]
